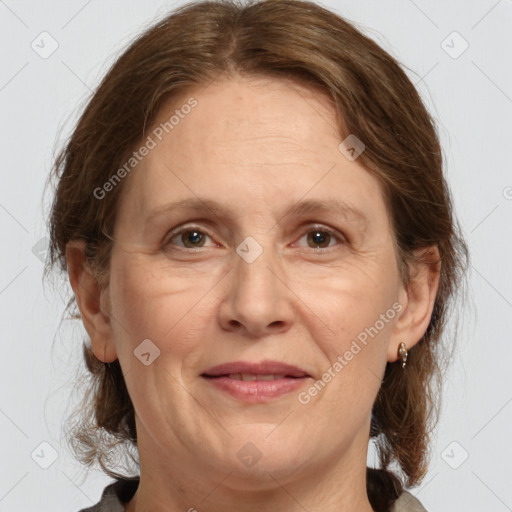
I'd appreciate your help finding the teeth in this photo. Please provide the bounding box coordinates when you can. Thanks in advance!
[257,374,275,381]
[227,373,288,381]
[269,374,286,380]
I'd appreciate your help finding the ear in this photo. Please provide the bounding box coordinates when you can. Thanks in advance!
[65,240,118,363]
[387,245,441,363]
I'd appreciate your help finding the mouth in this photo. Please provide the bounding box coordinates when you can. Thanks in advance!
[203,373,304,381]
[202,360,311,378]
[201,360,312,403]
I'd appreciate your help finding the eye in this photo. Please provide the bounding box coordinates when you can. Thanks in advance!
[295,226,345,249]
[164,226,216,249]
[163,224,345,251]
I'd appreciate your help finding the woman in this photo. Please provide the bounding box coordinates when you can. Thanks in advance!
[47,0,468,510]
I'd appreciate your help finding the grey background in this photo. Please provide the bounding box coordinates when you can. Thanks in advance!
[1,0,511,510]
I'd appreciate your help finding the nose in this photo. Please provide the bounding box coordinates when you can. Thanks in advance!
[217,245,295,338]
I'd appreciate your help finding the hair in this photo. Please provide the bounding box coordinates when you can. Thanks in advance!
[46,1,468,510]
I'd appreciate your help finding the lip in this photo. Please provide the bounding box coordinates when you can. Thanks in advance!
[201,360,312,403]
[204,376,310,403]
[202,360,310,378]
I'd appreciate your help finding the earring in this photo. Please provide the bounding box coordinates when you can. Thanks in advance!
[398,342,408,369]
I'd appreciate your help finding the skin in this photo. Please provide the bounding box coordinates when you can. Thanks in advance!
[66,75,440,512]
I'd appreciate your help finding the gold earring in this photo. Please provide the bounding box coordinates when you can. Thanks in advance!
[398,342,408,369]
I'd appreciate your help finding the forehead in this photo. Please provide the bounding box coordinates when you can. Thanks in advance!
[116,76,388,229]
[157,76,340,160]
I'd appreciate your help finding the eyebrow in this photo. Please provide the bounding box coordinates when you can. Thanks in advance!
[144,197,369,230]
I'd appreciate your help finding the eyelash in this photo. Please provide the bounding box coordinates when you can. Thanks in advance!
[163,224,346,251]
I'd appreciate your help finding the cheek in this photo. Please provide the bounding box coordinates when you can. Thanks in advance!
[297,261,400,415]
[108,254,220,362]
[294,261,400,351]
[297,277,397,423]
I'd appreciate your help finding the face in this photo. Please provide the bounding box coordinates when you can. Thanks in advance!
[102,76,410,485]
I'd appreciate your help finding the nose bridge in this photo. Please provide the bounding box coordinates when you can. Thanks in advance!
[218,235,294,336]
[234,235,282,305]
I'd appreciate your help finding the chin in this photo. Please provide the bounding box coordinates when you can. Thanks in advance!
[221,427,312,481]
[223,458,307,492]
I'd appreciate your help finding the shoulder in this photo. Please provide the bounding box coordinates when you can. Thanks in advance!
[390,490,428,512]
[77,477,139,512]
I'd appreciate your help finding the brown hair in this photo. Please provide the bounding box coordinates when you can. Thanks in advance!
[46,0,468,510]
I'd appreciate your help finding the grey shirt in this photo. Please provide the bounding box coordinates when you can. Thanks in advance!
[78,478,428,512]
